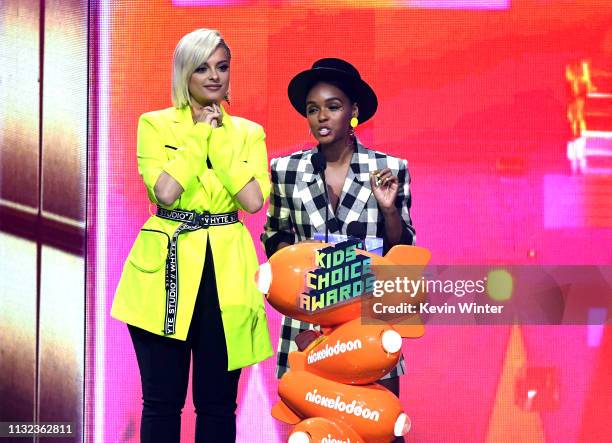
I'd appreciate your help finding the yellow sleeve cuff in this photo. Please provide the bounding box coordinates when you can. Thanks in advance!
[186,122,212,144]
[214,159,255,196]
[163,155,193,192]
[162,122,212,191]
[208,127,255,195]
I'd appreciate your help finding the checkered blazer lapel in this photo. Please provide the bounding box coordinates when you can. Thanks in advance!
[295,149,329,234]
[294,141,377,235]
[335,141,377,231]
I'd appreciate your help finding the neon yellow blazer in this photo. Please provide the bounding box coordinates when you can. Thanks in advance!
[111,105,273,370]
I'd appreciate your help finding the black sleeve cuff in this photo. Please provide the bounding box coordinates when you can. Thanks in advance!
[262,231,295,259]
[382,221,415,256]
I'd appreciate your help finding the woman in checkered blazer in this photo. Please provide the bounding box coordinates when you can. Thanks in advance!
[262,59,415,433]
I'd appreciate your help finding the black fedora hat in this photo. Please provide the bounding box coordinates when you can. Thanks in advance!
[287,58,378,123]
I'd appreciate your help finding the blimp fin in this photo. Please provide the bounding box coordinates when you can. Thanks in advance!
[271,400,302,424]
[392,322,425,338]
[288,351,306,371]
[384,245,431,266]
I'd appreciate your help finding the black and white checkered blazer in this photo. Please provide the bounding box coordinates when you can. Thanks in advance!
[262,140,416,379]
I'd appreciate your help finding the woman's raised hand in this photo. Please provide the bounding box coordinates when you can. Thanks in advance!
[193,103,222,128]
[370,168,399,211]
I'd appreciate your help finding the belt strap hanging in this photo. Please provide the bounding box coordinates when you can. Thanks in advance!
[156,208,239,335]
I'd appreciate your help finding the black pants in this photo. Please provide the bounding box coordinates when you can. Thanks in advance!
[129,244,241,443]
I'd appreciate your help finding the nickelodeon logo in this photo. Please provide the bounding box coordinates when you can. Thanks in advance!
[304,389,381,422]
[322,436,351,443]
[307,339,363,364]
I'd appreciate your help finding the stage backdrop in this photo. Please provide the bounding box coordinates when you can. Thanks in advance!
[88,1,612,442]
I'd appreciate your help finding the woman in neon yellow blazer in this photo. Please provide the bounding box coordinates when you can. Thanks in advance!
[111,29,272,443]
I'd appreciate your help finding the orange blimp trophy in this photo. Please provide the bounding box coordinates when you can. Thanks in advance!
[256,238,431,443]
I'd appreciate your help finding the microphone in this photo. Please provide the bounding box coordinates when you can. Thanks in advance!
[347,221,366,241]
[311,152,330,242]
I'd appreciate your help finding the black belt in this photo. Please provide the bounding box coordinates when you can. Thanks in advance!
[156,208,239,335]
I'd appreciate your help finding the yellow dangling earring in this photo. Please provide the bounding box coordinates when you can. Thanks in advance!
[348,116,358,147]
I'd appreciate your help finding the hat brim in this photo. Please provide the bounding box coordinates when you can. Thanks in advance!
[287,67,378,123]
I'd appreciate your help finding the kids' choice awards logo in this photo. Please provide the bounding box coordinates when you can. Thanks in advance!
[299,239,375,312]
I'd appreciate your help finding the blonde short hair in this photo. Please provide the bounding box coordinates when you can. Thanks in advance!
[171,28,231,108]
